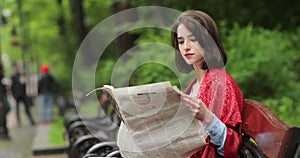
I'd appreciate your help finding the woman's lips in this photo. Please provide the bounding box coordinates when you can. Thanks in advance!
[184,53,194,59]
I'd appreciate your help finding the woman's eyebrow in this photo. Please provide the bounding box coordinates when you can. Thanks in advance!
[177,34,195,39]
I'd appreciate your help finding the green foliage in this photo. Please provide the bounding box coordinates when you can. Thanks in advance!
[130,0,300,31]
[49,116,66,146]
[84,0,113,29]
[94,28,193,90]
[224,24,299,100]
[130,62,180,87]
[263,97,300,126]
[95,59,115,87]
[222,24,300,126]
[2,0,114,92]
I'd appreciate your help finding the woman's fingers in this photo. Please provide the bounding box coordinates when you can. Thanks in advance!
[180,94,207,120]
[180,94,204,108]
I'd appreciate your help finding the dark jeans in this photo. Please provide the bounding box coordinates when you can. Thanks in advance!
[15,96,35,126]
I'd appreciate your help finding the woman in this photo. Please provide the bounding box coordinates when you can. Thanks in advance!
[171,10,244,157]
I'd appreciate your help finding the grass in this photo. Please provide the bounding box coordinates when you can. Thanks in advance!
[49,116,67,146]
[48,99,111,146]
[48,100,99,146]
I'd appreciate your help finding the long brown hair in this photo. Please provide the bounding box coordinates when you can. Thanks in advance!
[171,10,227,73]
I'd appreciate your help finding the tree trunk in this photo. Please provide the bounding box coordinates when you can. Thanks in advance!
[57,0,66,35]
[69,0,87,45]
[112,1,139,59]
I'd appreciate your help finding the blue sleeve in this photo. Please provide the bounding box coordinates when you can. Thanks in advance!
[204,116,227,156]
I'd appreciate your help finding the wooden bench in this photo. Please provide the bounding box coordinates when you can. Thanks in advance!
[240,99,300,157]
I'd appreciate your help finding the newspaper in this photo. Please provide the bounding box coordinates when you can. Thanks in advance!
[97,81,207,158]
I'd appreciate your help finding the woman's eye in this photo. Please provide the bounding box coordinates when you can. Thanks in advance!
[178,40,184,44]
[190,38,197,42]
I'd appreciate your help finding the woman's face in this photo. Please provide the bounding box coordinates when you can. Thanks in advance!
[177,24,204,67]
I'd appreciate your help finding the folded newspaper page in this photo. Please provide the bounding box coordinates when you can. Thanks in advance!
[98,81,207,158]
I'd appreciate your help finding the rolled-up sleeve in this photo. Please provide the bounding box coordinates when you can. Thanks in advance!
[204,117,227,156]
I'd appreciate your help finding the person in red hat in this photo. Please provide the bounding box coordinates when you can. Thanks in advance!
[38,64,59,124]
[41,64,49,74]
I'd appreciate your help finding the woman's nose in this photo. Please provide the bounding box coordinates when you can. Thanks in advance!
[183,41,191,50]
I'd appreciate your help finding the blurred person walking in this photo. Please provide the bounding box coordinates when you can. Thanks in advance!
[10,62,36,127]
[0,64,11,139]
[38,64,59,124]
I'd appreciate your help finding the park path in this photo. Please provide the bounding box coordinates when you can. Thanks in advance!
[0,96,68,158]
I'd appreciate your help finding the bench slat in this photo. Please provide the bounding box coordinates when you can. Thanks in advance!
[242,99,294,157]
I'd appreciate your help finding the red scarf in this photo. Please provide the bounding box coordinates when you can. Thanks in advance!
[185,69,244,158]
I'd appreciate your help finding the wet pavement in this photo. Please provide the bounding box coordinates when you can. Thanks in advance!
[0,125,36,158]
[0,97,68,158]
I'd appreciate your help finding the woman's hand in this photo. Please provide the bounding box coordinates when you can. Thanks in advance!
[180,94,215,125]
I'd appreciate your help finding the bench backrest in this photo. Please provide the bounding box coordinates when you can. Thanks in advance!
[242,99,300,158]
